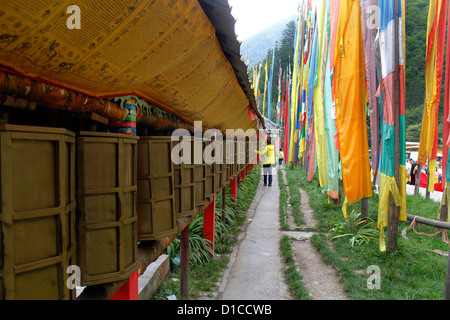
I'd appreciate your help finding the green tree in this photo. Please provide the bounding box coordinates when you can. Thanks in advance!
[404,0,446,145]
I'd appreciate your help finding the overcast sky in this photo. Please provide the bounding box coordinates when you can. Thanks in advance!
[228,0,300,40]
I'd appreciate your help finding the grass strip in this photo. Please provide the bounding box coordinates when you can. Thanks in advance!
[278,168,290,231]
[287,165,449,300]
[280,235,312,300]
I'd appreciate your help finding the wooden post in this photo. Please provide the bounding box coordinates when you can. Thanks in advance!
[445,251,450,300]
[293,140,299,166]
[303,138,309,173]
[414,165,422,195]
[426,161,431,199]
[372,167,379,192]
[388,0,400,252]
[440,189,448,242]
[440,200,448,223]
[203,197,216,252]
[241,169,246,182]
[445,192,450,300]
[180,224,190,298]
[440,186,450,300]
[361,197,368,221]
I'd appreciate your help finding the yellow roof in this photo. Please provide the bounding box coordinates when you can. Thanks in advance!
[0,0,262,132]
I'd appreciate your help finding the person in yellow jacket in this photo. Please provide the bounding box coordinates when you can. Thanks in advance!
[278,148,284,166]
[256,137,276,186]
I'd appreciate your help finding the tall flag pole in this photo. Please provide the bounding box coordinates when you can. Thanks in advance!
[288,6,304,163]
[323,0,340,199]
[276,60,282,125]
[361,0,380,178]
[267,46,276,122]
[443,1,450,194]
[256,62,262,111]
[417,0,448,193]
[333,0,372,204]
[300,0,309,161]
[262,60,268,117]
[312,0,328,189]
[399,0,407,227]
[283,66,291,162]
[375,0,408,252]
[279,68,285,126]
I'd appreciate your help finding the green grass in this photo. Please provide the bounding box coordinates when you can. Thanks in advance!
[285,169,304,226]
[278,168,290,231]
[152,255,230,300]
[286,165,449,300]
[280,235,312,300]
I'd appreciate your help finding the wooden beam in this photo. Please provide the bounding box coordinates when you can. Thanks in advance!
[407,214,450,230]
[0,71,193,133]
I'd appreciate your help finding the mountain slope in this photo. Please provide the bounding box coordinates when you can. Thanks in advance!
[241,15,297,68]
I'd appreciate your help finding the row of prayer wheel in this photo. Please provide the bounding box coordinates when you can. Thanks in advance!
[0,125,254,299]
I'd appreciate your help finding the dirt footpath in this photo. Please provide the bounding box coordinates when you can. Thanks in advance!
[281,168,350,300]
[213,167,349,300]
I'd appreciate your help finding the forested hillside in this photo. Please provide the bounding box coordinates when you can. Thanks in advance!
[249,19,296,122]
[404,0,433,143]
[242,15,296,67]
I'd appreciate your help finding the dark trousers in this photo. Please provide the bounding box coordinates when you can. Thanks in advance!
[263,164,273,185]
[410,174,416,185]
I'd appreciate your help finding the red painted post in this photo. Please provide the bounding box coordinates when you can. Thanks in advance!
[110,270,139,300]
[230,177,237,203]
[241,169,245,182]
[203,197,216,252]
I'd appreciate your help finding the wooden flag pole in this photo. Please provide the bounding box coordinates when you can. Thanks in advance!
[388,0,400,252]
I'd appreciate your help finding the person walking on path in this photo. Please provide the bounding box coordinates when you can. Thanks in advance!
[256,137,276,186]
[278,148,284,166]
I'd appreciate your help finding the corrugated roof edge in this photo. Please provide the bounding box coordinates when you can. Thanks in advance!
[198,0,266,129]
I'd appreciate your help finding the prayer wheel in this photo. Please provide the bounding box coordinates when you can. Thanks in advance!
[77,131,139,286]
[137,136,177,239]
[172,136,196,218]
[0,125,76,299]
